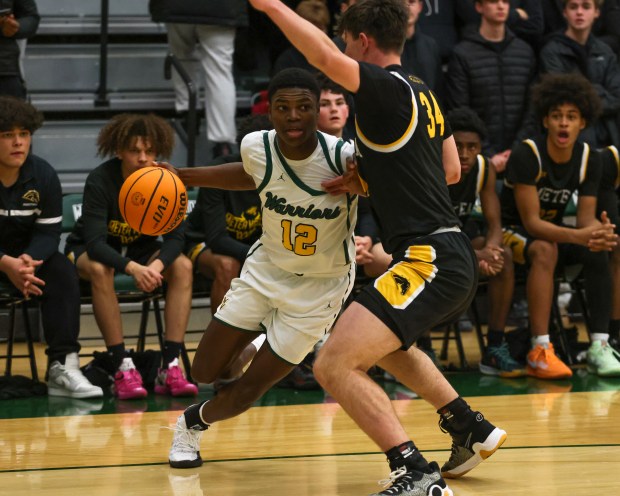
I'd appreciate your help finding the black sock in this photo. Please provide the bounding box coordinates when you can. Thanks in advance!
[609,320,620,341]
[184,401,210,431]
[107,343,126,372]
[437,397,476,431]
[486,329,505,348]
[162,340,183,367]
[385,441,429,472]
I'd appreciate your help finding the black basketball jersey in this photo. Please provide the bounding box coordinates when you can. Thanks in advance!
[501,138,601,227]
[354,62,458,254]
[448,154,490,226]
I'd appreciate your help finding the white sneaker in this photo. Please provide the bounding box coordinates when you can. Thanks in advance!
[168,414,204,468]
[47,353,104,399]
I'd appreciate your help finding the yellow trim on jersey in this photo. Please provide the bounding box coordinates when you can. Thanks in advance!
[610,145,620,188]
[524,139,543,182]
[579,143,590,184]
[355,72,418,153]
[476,155,486,195]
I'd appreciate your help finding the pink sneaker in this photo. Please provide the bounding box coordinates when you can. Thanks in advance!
[155,358,198,397]
[114,357,148,399]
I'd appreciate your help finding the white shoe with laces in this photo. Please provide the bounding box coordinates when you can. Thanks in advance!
[47,352,104,399]
[168,414,204,468]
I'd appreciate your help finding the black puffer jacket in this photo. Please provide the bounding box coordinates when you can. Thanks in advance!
[149,0,248,27]
[445,29,536,155]
[539,32,620,147]
[0,0,39,75]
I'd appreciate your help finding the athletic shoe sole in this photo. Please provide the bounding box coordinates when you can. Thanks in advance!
[441,427,507,479]
[47,386,104,399]
[169,455,203,469]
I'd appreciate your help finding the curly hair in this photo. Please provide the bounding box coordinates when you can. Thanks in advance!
[531,73,602,124]
[97,113,175,158]
[447,107,487,141]
[268,68,321,103]
[0,96,44,133]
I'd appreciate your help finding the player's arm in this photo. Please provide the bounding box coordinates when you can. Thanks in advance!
[249,0,360,93]
[442,136,461,185]
[514,184,587,245]
[479,164,503,247]
[177,163,256,190]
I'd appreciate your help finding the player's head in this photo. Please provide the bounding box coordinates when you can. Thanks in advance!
[267,68,320,158]
[532,73,601,150]
[475,0,509,25]
[296,0,331,33]
[447,108,487,175]
[406,0,423,39]
[97,113,175,175]
[316,72,350,138]
[339,0,409,58]
[0,96,43,172]
[562,0,600,32]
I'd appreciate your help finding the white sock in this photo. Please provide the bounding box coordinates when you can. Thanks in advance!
[533,335,550,348]
[591,333,609,344]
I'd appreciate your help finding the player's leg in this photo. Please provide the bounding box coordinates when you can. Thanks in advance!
[194,248,241,314]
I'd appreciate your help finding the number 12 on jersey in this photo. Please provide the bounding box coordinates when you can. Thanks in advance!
[281,219,317,256]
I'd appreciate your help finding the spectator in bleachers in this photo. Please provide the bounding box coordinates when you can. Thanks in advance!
[272,0,331,75]
[501,73,620,379]
[446,108,521,377]
[149,0,246,159]
[417,0,478,64]
[0,96,102,398]
[64,113,197,400]
[445,0,536,176]
[539,0,620,149]
[0,0,39,99]
[316,72,353,141]
[401,0,442,96]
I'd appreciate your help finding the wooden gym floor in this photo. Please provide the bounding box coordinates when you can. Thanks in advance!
[1,325,619,495]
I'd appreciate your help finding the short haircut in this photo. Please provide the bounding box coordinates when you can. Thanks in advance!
[316,72,348,98]
[267,68,321,103]
[236,114,273,145]
[296,0,331,32]
[562,0,603,8]
[0,96,44,133]
[97,113,175,159]
[447,108,487,141]
[531,73,602,124]
[338,0,409,54]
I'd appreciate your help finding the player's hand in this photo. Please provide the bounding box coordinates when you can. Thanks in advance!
[355,235,374,265]
[321,157,367,196]
[2,254,45,297]
[476,245,504,276]
[490,150,511,174]
[127,262,163,293]
[1,15,19,37]
[153,161,178,175]
[587,211,618,252]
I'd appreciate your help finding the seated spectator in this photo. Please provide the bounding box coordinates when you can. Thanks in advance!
[0,96,102,398]
[401,0,443,96]
[445,0,536,175]
[0,0,39,99]
[272,0,331,75]
[501,73,620,379]
[539,0,620,149]
[316,72,353,141]
[64,114,197,399]
[447,108,520,377]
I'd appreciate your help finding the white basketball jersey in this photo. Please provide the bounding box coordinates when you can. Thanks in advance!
[241,129,357,277]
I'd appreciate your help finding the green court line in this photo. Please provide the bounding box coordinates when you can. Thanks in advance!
[2,444,619,474]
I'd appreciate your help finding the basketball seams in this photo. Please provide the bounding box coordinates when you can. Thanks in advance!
[138,168,165,234]
[119,166,159,225]
[151,170,181,236]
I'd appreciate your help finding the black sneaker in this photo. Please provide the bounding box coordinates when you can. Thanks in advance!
[439,412,507,478]
[370,461,453,496]
[479,342,526,377]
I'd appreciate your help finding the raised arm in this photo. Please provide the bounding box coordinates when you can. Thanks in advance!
[176,163,256,190]
[249,0,360,92]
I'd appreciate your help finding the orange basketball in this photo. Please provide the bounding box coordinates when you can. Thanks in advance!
[118,166,187,236]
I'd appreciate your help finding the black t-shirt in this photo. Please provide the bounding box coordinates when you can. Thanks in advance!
[354,62,458,254]
[501,137,601,226]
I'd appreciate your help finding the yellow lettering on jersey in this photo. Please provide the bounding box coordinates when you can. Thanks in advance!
[419,92,445,139]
